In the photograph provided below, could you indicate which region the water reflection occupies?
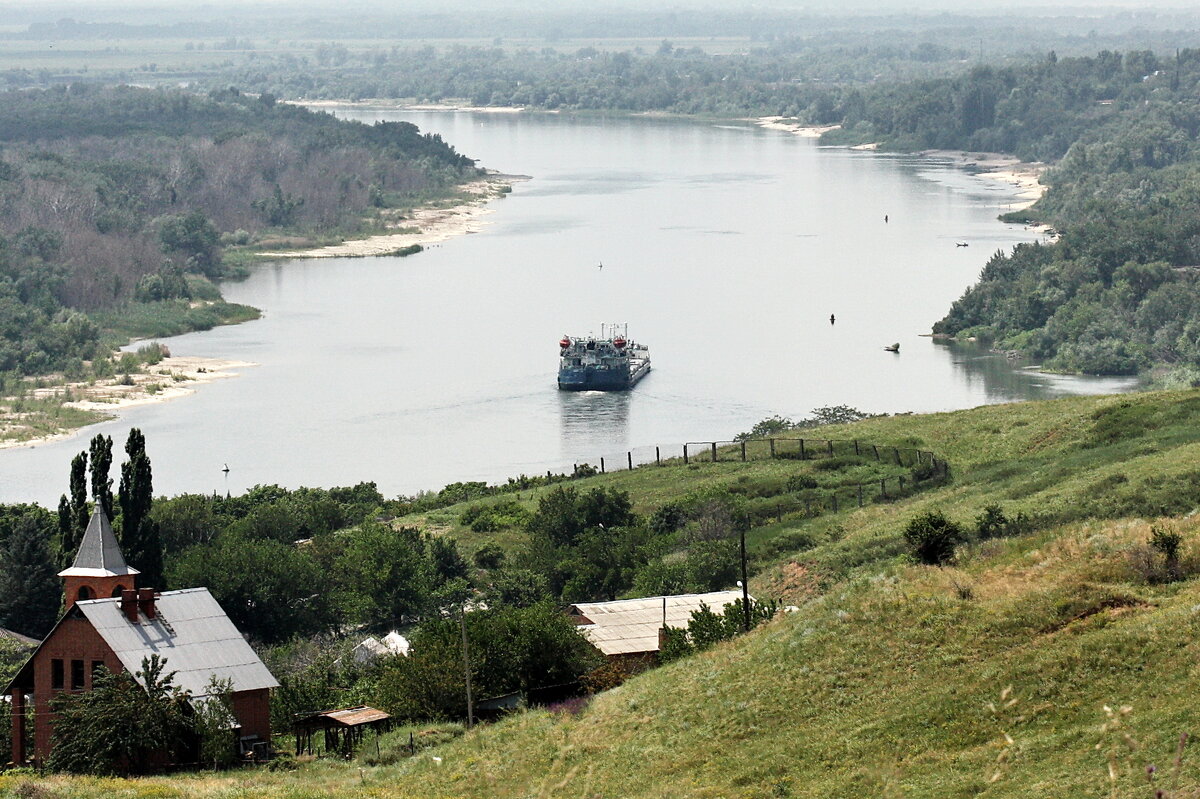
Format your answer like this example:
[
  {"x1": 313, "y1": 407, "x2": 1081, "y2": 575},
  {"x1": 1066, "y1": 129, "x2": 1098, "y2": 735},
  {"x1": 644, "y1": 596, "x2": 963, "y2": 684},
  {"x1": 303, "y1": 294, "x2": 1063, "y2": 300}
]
[
  {"x1": 936, "y1": 339, "x2": 1141, "y2": 402},
  {"x1": 558, "y1": 389, "x2": 632, "y2": 464}
]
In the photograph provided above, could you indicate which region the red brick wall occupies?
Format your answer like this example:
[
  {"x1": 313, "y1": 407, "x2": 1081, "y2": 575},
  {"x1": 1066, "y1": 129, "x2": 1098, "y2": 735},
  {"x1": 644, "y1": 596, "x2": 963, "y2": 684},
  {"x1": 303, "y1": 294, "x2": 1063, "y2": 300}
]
[
  {"x1": 61, "y1": 575, "x2": 133, "y2": 612},
  {"x1": 231, "y1": 688, "x2": 272, "y2": 744},
  {"x1": 30, "y1": 616, "x2": 122, "y2": 762}
]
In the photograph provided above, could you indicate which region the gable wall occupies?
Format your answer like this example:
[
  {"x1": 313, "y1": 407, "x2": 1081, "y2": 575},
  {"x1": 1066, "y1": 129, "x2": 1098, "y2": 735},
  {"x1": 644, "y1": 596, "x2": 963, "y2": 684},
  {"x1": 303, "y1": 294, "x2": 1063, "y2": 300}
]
[{"x1": 30, "y1": 616, "x2": 122, "y2": 762}]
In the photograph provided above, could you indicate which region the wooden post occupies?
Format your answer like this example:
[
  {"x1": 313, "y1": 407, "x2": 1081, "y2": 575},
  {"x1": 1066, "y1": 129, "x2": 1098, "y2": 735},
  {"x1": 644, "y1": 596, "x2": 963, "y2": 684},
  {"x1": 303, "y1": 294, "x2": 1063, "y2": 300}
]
[
  {"x1": 683, "y1": 444, "x2": 689, "y2": 465},
  {"x1": 827, "y1": 439, "x2": 834, "y2": 457},
  {"x1": 880, "y1": 478, "x2": 887, "y2": 499},
  {"x1": 854, "y1": 440, "x2": 860, "y2": 456},
  {"x1": 832, "y1": 494, "x2": 838, "y2": 513},
  {"x1": 858, "y1": 484, "x2": 864, "y2": 507},
  {"x1": 741, "y1": 441, "x2": 747, "y2": 461},
  {"x1": 872, "y1": 444, "x2": 879, "y2": 460},
  {"x1": 711, "y1": 442, "x2": 718, "y2": 462},
  {"x1": 899, "y1": 475, "x2": 905, "y2": 492},
  {"x1": 799, "y1": 439, "x2": 805, "y2": 460},
  {"x1": 894, "y1": 447, "x2": 901, "y2": 464},
  {"x1": 460, "y1": 609, "x2": 475, "y2": 729},
  {"x1": 656, "y1": 446, "x2": 661, "y2": 465},
  {"x1": 769, "y1": 439, "x2": 776, "y2": 458},
  {"x1": 600, "y1": 457, "x2": 605, "y2": 474},
  {"x1": 628, "y1": 451, "x2": 633, "y2": 470}
]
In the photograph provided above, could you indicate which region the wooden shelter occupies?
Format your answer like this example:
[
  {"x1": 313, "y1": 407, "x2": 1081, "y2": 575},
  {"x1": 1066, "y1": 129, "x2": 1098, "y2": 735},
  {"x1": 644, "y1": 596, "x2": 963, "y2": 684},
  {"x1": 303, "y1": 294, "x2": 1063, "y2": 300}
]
[{"x1": 294, "y1": 706, "x2": 392, "y2": 757}]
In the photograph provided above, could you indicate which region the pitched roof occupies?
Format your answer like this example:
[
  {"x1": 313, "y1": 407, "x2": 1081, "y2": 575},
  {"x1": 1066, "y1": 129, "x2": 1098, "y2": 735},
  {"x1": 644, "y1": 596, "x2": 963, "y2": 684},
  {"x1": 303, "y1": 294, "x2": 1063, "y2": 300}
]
[
  {"x1": 0, "y1": 627, "x2": 40, "y2": 647},
  {"x1": 73, "y1": 588, "x2": 278, "y2": 698},
  {"x1": 57, "y1": 510, "x2": 139, "y2": 578},
  {"x1": 567, "y1": 590, "x2": 748, "y2": 656}
]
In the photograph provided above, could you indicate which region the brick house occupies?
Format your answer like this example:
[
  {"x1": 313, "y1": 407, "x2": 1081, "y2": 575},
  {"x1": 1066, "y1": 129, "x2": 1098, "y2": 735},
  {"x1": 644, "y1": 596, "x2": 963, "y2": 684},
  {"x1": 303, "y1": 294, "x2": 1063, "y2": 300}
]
[{"x1": 5, "y1": 510, "x2": 278, "y2": 765}]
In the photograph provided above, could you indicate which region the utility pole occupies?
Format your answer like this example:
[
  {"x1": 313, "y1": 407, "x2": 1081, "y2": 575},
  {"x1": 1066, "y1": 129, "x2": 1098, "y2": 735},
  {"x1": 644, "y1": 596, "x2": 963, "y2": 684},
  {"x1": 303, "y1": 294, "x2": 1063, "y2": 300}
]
[{"x1": 460, "y1": 607, "x2": 474, "y2": 729}]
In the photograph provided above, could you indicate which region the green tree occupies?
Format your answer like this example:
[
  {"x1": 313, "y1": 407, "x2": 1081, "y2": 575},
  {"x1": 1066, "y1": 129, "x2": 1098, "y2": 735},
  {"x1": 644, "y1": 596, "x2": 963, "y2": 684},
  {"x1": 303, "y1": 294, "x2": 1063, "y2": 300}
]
[
  {"x1": 335, "y1": 523, "x2": 434, "y2": 629},
  {"x1": 46, "y1": 655, "x2": 192, "y2": 775},
  {"x1": 194, "y1": 676, "x2": 238, "y2": 769},
  {"x1": 57, "y1": 451, "x2": 89, "y2": 565},
  {"x1": 118, "y1": 428, "x2": 163, "y2": 587},
  {"x1": 88, "y1": 434, "x2": 113, "y2": 520},
  {"x1": 0, "y1": 511, "x2": 61, "y2": 638}
]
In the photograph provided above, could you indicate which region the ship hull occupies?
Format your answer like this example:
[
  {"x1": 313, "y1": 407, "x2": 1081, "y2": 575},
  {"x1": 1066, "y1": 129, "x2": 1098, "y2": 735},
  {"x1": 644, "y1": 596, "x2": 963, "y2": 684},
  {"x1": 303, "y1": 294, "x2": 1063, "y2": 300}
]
[{"x1": 558, "y1": 361, "x2": 651, "y2": 391}]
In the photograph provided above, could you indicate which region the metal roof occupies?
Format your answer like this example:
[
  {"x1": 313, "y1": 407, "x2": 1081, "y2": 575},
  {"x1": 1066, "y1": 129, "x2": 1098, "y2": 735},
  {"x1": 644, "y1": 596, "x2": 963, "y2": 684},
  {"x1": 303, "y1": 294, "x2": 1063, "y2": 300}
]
[
  {"x1": 75, "y1": 588, "x2": 278, "y2": 698},
  {"x1": 314, "y1": 706, "x2": 391, "y2": 727},
  {"x1": 58, "y1": 510, "x2": 139, "y2": 578},
  {"x1": 567, "y1": 590, "x2": 748, "y2": 656}
]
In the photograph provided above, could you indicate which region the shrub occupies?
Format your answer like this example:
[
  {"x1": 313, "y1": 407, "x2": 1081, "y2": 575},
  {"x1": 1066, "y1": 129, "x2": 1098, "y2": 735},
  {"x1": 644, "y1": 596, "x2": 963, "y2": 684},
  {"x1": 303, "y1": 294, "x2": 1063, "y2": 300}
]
[
  {"x1": 903, "y1": 510, "x2": 966, "y2": 565},
  {"x1": 473, "y1": 543, "x2": 505, "y2": 569},
  {"x1": 975, "y1": 504, "x2": 1008, "y2": 540}
]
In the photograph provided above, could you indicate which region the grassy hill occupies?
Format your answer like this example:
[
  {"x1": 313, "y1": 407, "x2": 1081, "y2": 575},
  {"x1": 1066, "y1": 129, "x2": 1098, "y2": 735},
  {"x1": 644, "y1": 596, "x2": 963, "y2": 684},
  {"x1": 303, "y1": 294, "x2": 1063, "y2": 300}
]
[{"x1": 9, "y1": 389, "x2": 1200, "y2": 797}]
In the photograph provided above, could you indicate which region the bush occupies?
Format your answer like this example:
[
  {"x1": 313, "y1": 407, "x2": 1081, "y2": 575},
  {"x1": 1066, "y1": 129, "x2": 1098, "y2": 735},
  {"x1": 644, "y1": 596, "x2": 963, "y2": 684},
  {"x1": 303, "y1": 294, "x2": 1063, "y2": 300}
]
[{"x1": 903, "y1": 510, "x2": 966, "y2": 566}]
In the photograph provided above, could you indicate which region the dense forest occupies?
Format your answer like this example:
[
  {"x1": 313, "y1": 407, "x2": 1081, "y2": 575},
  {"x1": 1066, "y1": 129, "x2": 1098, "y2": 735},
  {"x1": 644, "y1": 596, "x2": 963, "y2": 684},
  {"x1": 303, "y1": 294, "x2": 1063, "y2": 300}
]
[
  {"x1": 845, "y1": 50, "x2": 1200, "y2": 378},
  {"x1": 0, "y1": 85, "x2": 478, "y2": 383}
]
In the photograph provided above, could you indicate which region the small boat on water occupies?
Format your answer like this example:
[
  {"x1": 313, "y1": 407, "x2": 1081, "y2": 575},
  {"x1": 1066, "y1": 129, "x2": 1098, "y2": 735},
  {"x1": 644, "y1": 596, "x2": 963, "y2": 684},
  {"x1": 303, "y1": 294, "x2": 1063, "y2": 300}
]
[
  {"x1": 884, "y1": 342, "x2": 900, "y2": 352},
  {"x1": 558, "y1": 324, "x2": 651, "y2": 391}
]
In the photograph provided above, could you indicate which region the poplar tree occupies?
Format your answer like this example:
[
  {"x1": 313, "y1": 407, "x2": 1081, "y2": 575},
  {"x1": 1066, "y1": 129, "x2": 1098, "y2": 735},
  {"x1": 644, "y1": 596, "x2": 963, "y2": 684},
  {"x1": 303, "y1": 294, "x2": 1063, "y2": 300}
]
[
  {"x1": 0, "y1": 512, "x2": 61, "y2": 638},
  {"x1": 88, "y1": 434, "x2": 114, "y2": 520},
  {"x1": 57, "y1": 451, "x2": 89, "y2": 566},
  {"x1": 119, "y1": 428, "x2": 163, "y2": 588}
]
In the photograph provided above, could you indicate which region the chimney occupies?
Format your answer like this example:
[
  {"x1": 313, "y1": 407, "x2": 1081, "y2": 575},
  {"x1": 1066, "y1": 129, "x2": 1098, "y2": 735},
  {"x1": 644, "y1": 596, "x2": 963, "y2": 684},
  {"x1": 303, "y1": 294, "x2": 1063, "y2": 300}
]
[
  {"x1": 120, "y1": 589, "x2": 138, "y2": 622},
  {"x1": 137, "y1": 588, "x2": 156, "y2": 620}
]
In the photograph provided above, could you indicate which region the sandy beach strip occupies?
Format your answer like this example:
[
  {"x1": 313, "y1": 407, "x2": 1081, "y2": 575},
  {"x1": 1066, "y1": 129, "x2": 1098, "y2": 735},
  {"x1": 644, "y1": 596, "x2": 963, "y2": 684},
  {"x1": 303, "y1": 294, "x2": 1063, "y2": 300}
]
[
  {"x1": 754, "y1": 116, "x2": 841, "y2": 138},
  {"x1": 258, "y1": 173, "x2": 526, "y2": 259},
  {"x1": 293, "y1": 99, "x2": 528, "y2": 114},
  {"x1": 0, "y1": 356, "x2": 254, "y2": 451},
  {"x1": 918, "y1": 149, "x2": 1047, "y2": 209}
]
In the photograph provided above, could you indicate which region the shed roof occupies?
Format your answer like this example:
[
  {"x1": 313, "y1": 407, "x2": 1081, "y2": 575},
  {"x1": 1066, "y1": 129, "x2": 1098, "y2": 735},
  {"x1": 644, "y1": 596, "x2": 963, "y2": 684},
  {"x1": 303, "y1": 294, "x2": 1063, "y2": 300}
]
[
  {"x1": 58, "y1": 510, "x2": 138, "y2": 578},
  {"x1": 300, "y1": 706, "x2": 391, "y2": 728},
  {"x1": 75, "y1": 588, "x2": 278, "y2": 698},
  {"x1": 567, "y1": 590, "x2": 747, "y2": 656}
]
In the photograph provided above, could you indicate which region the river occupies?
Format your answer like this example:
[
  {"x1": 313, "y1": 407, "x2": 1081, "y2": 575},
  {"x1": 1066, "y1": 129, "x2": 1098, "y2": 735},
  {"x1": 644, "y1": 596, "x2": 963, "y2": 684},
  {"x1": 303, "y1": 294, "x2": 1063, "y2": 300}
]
[{"x1": 0, "y1": 111, "x2": 1136, "y2": 504}]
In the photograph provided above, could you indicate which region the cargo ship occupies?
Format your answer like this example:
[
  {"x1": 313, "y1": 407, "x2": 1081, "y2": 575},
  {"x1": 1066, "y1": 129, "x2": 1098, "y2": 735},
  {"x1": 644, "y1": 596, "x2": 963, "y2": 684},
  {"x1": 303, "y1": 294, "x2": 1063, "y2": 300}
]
[{"x1": 557, "y1": 324, "x2": 651, "y2": 391}]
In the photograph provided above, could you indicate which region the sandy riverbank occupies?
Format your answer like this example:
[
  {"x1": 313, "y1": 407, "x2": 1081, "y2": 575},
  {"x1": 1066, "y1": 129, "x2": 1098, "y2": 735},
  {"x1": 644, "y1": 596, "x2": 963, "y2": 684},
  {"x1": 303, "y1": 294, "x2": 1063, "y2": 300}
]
[
  {"x1": 0, "y1": 356, "x2": 254, "y2": 451},
  {"x1": 259, "y1": 173, "x2": 526, "y2": 259},
  {"x1": 294, "y1": 99, "x2": 528, "y2": 114},
  {"x1": 919, "y1": 149, "x2": 1047, "y2": 210},
  {"x1": 754, "y1": 116, "x2": 841, "y2": 138}
]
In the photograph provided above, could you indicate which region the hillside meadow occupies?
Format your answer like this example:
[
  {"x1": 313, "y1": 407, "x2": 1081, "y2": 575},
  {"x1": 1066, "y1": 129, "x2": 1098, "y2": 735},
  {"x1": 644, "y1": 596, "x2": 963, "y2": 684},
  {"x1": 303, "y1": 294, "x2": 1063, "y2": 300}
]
[{"x1": 6, "y1": 388, "x2": 1200, "y2": 797}]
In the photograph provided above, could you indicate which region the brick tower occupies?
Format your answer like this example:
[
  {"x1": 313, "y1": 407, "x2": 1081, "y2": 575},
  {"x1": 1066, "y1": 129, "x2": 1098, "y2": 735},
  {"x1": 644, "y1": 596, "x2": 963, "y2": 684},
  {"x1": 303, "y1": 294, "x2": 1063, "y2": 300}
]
[{"x1": 57, "y1": 510, "x2": 139, "y2": 611}]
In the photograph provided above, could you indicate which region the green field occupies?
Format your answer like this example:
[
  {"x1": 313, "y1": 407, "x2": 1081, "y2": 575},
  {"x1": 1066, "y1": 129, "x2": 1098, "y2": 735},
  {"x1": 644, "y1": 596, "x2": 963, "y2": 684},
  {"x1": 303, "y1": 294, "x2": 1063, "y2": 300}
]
[{"x1": 6, "y1": 388, "x2": 1200, "y2": 796}]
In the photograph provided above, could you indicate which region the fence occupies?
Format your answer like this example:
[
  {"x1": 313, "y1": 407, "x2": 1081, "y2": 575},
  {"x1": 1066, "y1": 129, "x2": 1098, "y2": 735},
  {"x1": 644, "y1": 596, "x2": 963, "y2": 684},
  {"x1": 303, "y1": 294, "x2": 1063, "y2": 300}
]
[{"x1": 569, "y1": 437, "x2": 950, "y2": 513}]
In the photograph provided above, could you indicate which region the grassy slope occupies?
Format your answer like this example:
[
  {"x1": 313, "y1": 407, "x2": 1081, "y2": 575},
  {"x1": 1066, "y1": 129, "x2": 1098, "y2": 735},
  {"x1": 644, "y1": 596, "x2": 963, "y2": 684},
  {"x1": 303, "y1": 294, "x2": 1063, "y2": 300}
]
[{"x1": 9, "y1": 389, "x2": 1200, "y2": 798}]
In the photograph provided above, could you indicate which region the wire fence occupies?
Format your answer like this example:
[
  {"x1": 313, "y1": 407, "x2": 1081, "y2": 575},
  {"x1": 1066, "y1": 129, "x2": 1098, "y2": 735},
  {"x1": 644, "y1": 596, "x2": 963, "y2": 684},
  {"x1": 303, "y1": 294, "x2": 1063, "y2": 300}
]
[{"x1": 569, "y1": 437, "x2": 950, "y2": 512}]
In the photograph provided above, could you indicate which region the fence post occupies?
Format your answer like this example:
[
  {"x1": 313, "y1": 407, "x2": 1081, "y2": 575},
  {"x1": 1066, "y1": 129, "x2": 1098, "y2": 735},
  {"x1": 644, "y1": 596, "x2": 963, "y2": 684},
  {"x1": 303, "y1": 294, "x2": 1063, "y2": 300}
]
[
  {"x1": 741, "y1": 440, "x2": 747, "y2": 461},
  {"x1": 628, "y1": 451, "x2": 633, "y2": 471},
  {"x1": 831, "y1": 494, "x2": 838, "y2": 513},
  {"x1": 769, "y1": 439, "x2": 776, "y2": 458},
  {"x1": 684, "y1": 444, "x2": 689, "y2": 465},
  {"x1": 899, "y1": 475, "x2": 905, "y2": 492},
  {"x1": 656, "y1": 446, "x2": 661, "y2": 466},
  {"x1": 827, "y1": 439, "x2": 834, "y2": 457},
  {"x1": 854, "y1": 439, "x2": 860, "y2": 456},
  {"x1": 711, "y1": 442, "x2": 718, "y2": 462},
  {"x1": 799, "y1": 438, "x2": 805, "y2": 460},
  {"x1": 872, "y1": 444, "x2": 879, "y2": 460},
  {"x1": 894, "y1": 447, "x2": 901, "y2": 465},
  {"x1": 880, "y1": 478, "x2": 887, "y2": 499},
  {"x1": 600, "y1": 457, "x2": 605, "y2": 474},
  {"x1": 858, "y1": 484, "x2": 864, "y2": 507}
]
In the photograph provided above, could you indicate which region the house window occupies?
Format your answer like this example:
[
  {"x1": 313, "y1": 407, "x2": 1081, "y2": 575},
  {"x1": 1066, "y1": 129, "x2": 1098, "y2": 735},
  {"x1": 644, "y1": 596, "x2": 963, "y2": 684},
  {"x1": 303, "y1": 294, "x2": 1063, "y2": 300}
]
[
  {"x1": 51, "y1": 659, "x2": 64, "y2": 690},
  {"x1": 70, "y1": 660, "x2": 85, "y2": 690}
]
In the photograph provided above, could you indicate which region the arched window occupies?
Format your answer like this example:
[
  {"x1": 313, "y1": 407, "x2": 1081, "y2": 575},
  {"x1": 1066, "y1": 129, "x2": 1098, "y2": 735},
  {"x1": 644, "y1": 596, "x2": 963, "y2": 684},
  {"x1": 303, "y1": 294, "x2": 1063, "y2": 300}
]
[
  {"x1": 111, "y1": 585, "x2": 125, "y2": 598},
  {"x1": 77, "y1": 586, "x2": 92, "y2": 601}
]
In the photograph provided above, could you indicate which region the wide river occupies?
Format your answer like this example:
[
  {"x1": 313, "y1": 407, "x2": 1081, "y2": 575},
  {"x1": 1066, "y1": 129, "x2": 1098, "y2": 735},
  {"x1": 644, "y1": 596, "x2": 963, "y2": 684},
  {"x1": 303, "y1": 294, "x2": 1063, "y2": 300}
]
[{"x1": 1, "y1": 111, "x2": 1135, "y2": 504}]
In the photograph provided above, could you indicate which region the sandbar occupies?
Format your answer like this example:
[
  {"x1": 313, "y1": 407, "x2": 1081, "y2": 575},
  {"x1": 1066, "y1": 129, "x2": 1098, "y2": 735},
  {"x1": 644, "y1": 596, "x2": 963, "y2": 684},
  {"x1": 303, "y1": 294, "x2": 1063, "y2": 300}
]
[
  {"x1": 0, "y1": 356, "x2": 254, "y2": 451},
  {"x1": 754, "y1": 116, "x2": 841, "y2": 138}
]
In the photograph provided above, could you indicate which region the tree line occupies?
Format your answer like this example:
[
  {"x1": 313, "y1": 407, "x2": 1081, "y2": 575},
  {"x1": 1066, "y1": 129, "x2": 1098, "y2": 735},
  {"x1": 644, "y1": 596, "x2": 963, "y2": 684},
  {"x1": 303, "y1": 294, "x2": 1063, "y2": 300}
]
[{"x1": 0, "y1": 84, "x2": 479, "y2": 384}]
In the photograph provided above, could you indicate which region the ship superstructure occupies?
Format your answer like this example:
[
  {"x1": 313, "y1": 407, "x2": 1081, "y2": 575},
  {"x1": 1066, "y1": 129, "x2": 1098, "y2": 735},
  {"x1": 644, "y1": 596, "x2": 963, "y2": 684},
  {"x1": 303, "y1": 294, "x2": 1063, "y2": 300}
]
[{"x1": 557, "y1": 323, "x2": 651, "y2": 391}]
